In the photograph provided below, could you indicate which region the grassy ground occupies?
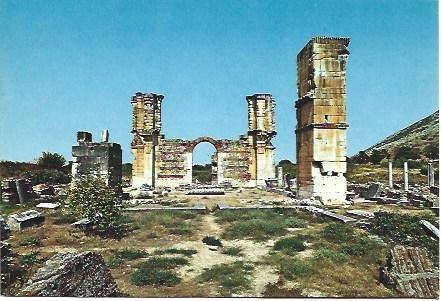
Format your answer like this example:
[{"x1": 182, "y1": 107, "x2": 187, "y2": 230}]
[
  {"x1": 1, "y1": 188, "x2": 435, "y2": 297},
  {"x1": 347, "y1": 163, "x2": 427, "y2": 185}
]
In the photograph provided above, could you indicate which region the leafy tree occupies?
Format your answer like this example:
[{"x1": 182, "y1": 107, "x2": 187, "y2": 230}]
[
  {"x1": 395, "y1": 146, "x2": 420, "y2": 161},
  {"x1": 352, "y1": 151, "x2": 370, "y2": 164},
  {"x1": 423, "y1": 144, "x2": 439, "y2": 159},
  {"x1": 277, "y1": 160, "x2": 296, "y2": 179},
  {"x1": 37, "y1": 152, "x2": 66, "y2": 170},
  {"x1": 369, "y1": 149, "x2": 388, "y2": 164},
  {"x1": 122, "y1": 163, "x2": 133, "y2": 178},
  {"x1": 21, "y1": 169, "x2": 71, "y2": 185},
  {"x1": 66, "y1": 175, "x2": 125, "y2": 237}
]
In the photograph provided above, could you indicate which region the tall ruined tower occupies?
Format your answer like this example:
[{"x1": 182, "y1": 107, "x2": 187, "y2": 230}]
[
  {"x1": 246, "y1": 94, "x2": 277, "y2": 186},
  {"x1": 295, "y1": 37, "x2": 350, "y2": 204},
  {"x1": 131, "y1": 92, "x2": 164, "y2": 188}
]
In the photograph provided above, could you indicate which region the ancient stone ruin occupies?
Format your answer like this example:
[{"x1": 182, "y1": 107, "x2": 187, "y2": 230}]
[
  {"x1": 19, "y1": 251, "x2": 119, "y2": 297},
  {"x1": 71, "y1": 130, "x2": 122, "y2": 187},
  {"x1": 131, "y1": 93, "x2": 277, "y2": 188},
  {"x1": 295, "y1": 37, "x2": 350, "y2": 204},
  {"x1": 381, "y1": 245, "x2": 439, "y2": 298}
]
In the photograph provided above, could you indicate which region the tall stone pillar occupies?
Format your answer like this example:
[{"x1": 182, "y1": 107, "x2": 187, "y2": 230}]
[
  {"x1": 246, "y1": 94, "x2": 277, "y2": 186},
  {"x1": 428, "y1": 163, "x2": 435, "y2": 187},
  {"x1": 295, "y1": 37, "x2": 350, "y2": 204},
  {"x1": 403, "y1": 161, "x2": 409, "y2": 191},
  {"x1": 131, "y1": 92, "x2": 164, "y2": 188},
  {"x1": 277, "y1": 166, "x2": 284, "y2": 187},
  {"x1": 388, "y1": 161, "x2": 393, "y2": 188}
]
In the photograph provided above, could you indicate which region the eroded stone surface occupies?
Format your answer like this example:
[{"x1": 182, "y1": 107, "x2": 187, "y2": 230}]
[
  {"x1": 381, "y1": 245, "x2": 439, "y2": 298},
  {"x1": 20, "y1": 251, "x2": 119, "y2": 297},
  {"x1": 131, "y1": 92, "x2": 276, "y2": 188},
  {"x1": 295, "y1": 37, "x2": 350, "y2": 204}
]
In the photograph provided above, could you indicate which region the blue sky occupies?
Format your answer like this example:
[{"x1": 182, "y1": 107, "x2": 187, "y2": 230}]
[{"x1": 0, "y1": 0, "x2": 438, "y2": 165}]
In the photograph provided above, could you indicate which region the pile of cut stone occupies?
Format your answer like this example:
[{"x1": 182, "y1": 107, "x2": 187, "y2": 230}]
[{"x1": 19, "y1": 251, "x2": 119, "y2": 297}]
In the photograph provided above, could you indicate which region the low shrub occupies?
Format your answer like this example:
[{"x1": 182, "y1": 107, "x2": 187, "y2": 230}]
[
  {"x1": 22, "y1": 169, "x2": 71, "y2": 185},
  {"x1": 369, "y1": 211, "x2": 439, "y2": 263},
  {"x1": 285, "y1": 217, "x2": 307, "y2": 228},
  {"x1": 280, "y1": 259, "x2": 314, "y2": 280},
  {"x1": 198, "y1": 261, "x2": 254, "y2": 295},
  {"x1": 202, "y1": 236, "x2": 222, "y2": 247},
  {"x1": 138, "y1": 256, "x2": 189, "y2": 269},
  {"x1": 322, "y1": 223, "x2": 354, "y2": 242},
  {"x1": 18, "y1": 236, "x2": 43, "y2": 247},
  {"x1": 52, "y1": 212, "x2": 77, "y2": 225},
  {"x1": 221, "y1": 246, "x2": 243, "y2": 256},
  {"x1": 113, "y1": 248, "x2": 148, "y2": 260},
  {"x1": 154, "y1": 248, "x2": 197, "y2": 257},
  {"x1": 274, "y1": 236, "x2": 306, "y2": 254},
  {"x1": 340, "y1": 236, "x2": 377, "y2": 256},
  {"x1": 131, "y1": 268, "x2": 181, "y2": 287},
  {"x1": 222, "y1": 219, "x2": 287, "y2": 241},
  {"x1": 314, "y1": 248, "x2": 347, "y2": 263}
]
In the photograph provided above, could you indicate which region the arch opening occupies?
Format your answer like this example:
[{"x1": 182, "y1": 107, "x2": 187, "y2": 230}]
[{"x1": 191, "y1": 141, "x2": 218, "y2": 185}]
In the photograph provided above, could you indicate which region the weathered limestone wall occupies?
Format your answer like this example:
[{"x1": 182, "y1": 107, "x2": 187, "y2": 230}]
[
  {"x1": 246, "y1": 94, "x2": 277, "y2": 186},
  {"x1": 295, "y1": 37, "x2": 350, "y2": 204},
  {"x1": 131, "y1": 92, "x2": 164, "y2": 187},
  {"x1": 131, "y1": 92, "x2": 277, "y2": 188},
  {"x1": 72, "y1": 131, "x2": 122, "y2": 187}
]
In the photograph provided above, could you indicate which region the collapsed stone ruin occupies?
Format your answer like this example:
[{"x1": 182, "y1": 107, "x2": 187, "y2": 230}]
[
  {"x1": 71, "y1": 130, "x2": 122, "y2": 187},
  {"x1": 131, "y1": 93, "x2": 277, "y2": 188}
]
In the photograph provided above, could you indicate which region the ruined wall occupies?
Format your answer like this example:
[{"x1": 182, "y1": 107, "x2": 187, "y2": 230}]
[
  {"x1": 131, "y1": 92, "x2": 164, "y2": 187},
  {"x1": 131, "y1": 92, "x2": 276, "y2": 188},
  {"x1": 295, "y1": 37, "x2": 350, "y2": 204},
  {"x1": 72, "y1": 131, "x2": 122, "y2": 187},
  {"x1": 246, "y1": 94, "x2": 277, "y2": 186}
]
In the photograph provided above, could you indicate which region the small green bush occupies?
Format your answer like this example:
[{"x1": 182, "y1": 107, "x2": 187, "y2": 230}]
[
  {"x1": 314, "y1": 248, "x2": 347, "y2": 263},
  {"x1": 52, "y1": 212, "x2": 77, "y2": 224},
  {"x1": 107, "y1": 256, "x2": 124, "y2": 268},
  {"x1": 113, "y1": 248, "x2": 148, "y2": 260},
  {"x1": 154, "y1": 248, "x2": 197, "y2": 257},
  {"x1": 18, "y1": 236, "x2": 43, "y2": 247},
  {"x1": 202, "y1": 236, "x2": 222, "y2": 247},
  {"x1": 322, "y1": 223, "x2": 354, "y2": 242},
  {"x1": 19, "y1": 251, "x2": 41, "y2": 266},
  {"x1": 280, "y1": 259, "x2": 314, "y2": 280},
  {"x1": 131, "y1": 268, "x2": 181, "y2": 287},
  {"x1": 65, "y1": 175, "x2": 125, "y2": 238},
  {"x1": 138, "y1": 256, "x2": 189, "y2": 269},
  {"x1": 274, "y1": 236, "x2": 306, "y2": 254},
  {"x1": 221, "y1": 246, "x2": 243, "y2": 256},
  {"x1": 22, "y1": 169, "x2": 71, "y2": 185},
  {"x1": 222, "y1": 219, "x2": 288, "y2": 241},
  {"x1": 285, "y1": 218, "x2": 307, "y2": 228},
  {"x1": 340, "y1": 236, "x2": 377, "y2": 256},
  {"x1": 198, "y1": 261, "x2": 254, "y2": 295}
]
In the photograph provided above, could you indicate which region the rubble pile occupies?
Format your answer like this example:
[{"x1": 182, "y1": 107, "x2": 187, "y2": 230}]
[
  {"x1": 381, "y1": 245, "x2": 439, "y2": 298},
  {"x1": 348, "y1": 182, "x2": 439, "y2": 208},
  {"x1": 1, "y1": 179, "x2": 34, "y2": 203},
  {"x1": 19, "y1": 251, "x2": 119, "y2": 297}
]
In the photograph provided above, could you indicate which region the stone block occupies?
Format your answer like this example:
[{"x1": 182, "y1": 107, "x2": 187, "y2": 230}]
[{"x1": 7, "y1": 210, "x2": 44, "y2": 231}]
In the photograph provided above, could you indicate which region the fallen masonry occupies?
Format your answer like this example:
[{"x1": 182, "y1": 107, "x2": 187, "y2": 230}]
[
  {"x1": 186, "y1": 187, "x2": 225, "y2": 195},
  {"x1": 419, "y1": 220, "x2": 439, "y2": 239},
  {"x1": 7, "y1": 210, "x2": 44, "y2": 231},
  {"x1": 19, "y1": 251, "x2": 119, "y2": 297},
  {"x1": 36, "y1": 203, "x2": 60, "y2": 209},
  {"x1": 381, "y1": 245, "x2": 439, "y2": 298}
]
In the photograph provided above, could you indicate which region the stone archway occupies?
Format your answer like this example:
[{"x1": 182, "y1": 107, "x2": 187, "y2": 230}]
[{"x1": 188, "y1": 137, "x2": 224, "y2": 185}]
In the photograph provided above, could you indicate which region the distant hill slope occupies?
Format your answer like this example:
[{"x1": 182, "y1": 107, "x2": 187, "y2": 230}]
[{"x1": 361, "y1": 110, "x2": 439, "y2": 157}]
